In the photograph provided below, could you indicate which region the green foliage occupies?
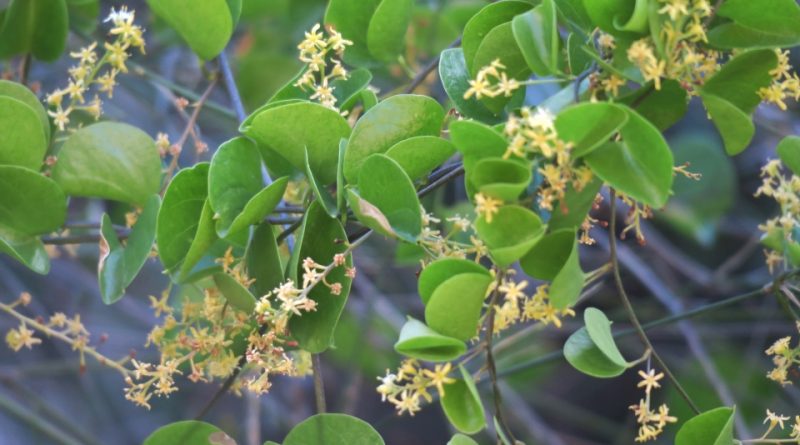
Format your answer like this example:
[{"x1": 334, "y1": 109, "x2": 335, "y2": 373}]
[
  {"x1": 777, "y1": 136, "x2": 800, "y2": 176},
  {"x1": 143, "y1": 420, "x2": 230, "y2": 445},
  {"x1": 439, "y1": 48, "x2": 499, "y2": 121},
  {"x1": 213, "y1": 272, "x2": 257, "y2": 313},
  {"x1": 475, "y1": 205, "x2": 545, "y2": 267},
  {"x1": 441, "y1": 366, "x2": 486, "y2": 434},
  {"x1": 0, "y1": 0, "x2": 69, "y2": 61},
  {"x1": 709, "y1": 0, "x2": 800, "y2": 49},
  {"x1": 394, "y1": 318, "x2": 467, "y2": 362},
  {"x1": 512, "y1": 0, "x2": 560, "y2": 76},
  {"x1": 146, "y1": 0, "x2": 234, "y2": 60},
  {"x1": 674, "y1": 407, "x2": 736, "y2": 445},
  {"x1": 325, "y1": 0, "x2": 413, "y2": 66},
  {"x1": 564, "y1": 308, "x2": 629, "y2": 378},
  {"x1": 0, "y1": 97, "x2": 47, "y2": 171}
]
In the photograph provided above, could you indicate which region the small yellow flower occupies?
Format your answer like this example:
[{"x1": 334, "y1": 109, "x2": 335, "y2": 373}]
[
  {"x1": 637, "y1": 369, "x2": 664, "y2": 394},
  {"x1": 474, "y1": 193, "x2": 503, "y2": 223}
]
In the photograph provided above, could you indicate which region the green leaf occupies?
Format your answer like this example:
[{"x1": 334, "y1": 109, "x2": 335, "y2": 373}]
[
  {"x1": 555, "y1": 0, "x2": 594, "y2": 30},
  {"x1": 471, "y1": 21, "x2": 530, "y2": 114},
  {"x1": 512, "y1": 0, "x2": 560, "y2": 76},
  {"x1": 439, "y1": 48, "x2": 499, "y2": 122},
  {"x1": 344, "y1": 94, "x2": 444, "y2": 183},
  {"x1": 521, "y1": 229, "x2": 584, "y2": 308},
  {"x1": 208, "y1": 137, "x2": 263, "y2": 235},
  {"x1": 52, "y1": 122, "x2": 161, "y2": 205},
  {"x1": 0, "y1": 226, "x2": 49, "y2": 274},
  {"x1": 548, "y1": 176, "x2": 602, "y2": 232},
  {"x1": 441, "y1": 366, "x2": 486, "y2": 434},
  {"x1": 178, "y1": 200, "x2": 218, "y2": 281},
  {"x1": 418, "y1": 258, "x2": 491, "y2": 305},
  {"x1": 675, "y1": 407, "x2": 736, "y2": 445},
  {"x1": 146, "y1": 0, "x2": 233, "y2": 60},
  {"x1": 394, "y1": 318, "x2": 467, "y2": 362},
  {"x1": 246, "y1": 223, "x2": 284, "y2": 298},
  {"x1": 449, "y1": 120, "x2": 507, "y2": 169},
  {"x1": 555, "y1": 102, "x2": 628, "y2": 158},
  {"x1": 613, "y1": 0, "x2": 648, "y2": 33},
  {"x1": 583, "y1": 0, "x2": 638, "y2": 36},
  {"x1": 700, "y1": 93, "x2": 756, "y2": 156},
  {"x1": 0, "y1": 0, "x2": 69, "y2": 61},
  {"x1": 351, "y1": 154, "x2": 422, "y2": 242},
  {"x1": 461, "y1": 1, "x2": 532, "y2": 74},
  {"x1": 242, "y1": 101, "x2": 351, "y2": 185},
  {"x1": 214, "y1": 272, "x2": 257, "y2": 313},
  {"x1": 777, "y1": 136, "x2": 800, "y2": 176},
  {"x1": 67, "y1": 0, "x2": 101, "y2": 35},
  {"x1": 157, "y1": 163, "x2": 210, "y2": 272},
  {"x1": 270, "y1": 68, "x2": 373, "y2": 112},
  {"x1": 447, "y1": 434, "x2": 479, "y2": 445},
  {"x1": 584, "y1": 307, "x2": 627, "y2": 367},
  {"x1": 584, "y1": 106, "x2": 674, "y2": 207},
  {"x1": 709, "y1": 0, "x2": 800, "y2": 49},
  {"x1": 564, "y1": 326, "x2": 627, "y2": 378},
  {"x1": 0, "y1": 97, "x2": 47, "y2": 170},
  {"x1": 99, "y1": 195, "x2": 159, "y2": 305},
  {"x1": 0, "y1": 79, "x2": 50, "y2": 142},
  {"x1": 305, "y1": 147, "x2": 338, "y2": 218},
  {"x1": 475, "y1": 205, "x2": 545, "y2": 267},
  {"x1": 283, "y1": 413, "x2": 384, "y2": 445},
  {"x1": 324, "y1": 0, "x2": 383, "y2": 66},
  {"x1": 289, "y1": 202, "x2": 353, "y2": 353},
  {"x1": 337, "y1": 139, "x2": 347, "y2": 216},
  {"x1": 384, "y1": 136, "x2": 456, "y2": 182},
  {"x1": 143, "y1": 420, "x2": 232, "y2": 445},
  {"x1": 228, "y1": 178, "x2": 289, "y2": 238},
  {"x1": 618, "y1": 79, "x2": 688, "y2": 131},
  {"x1": 471, "y1": 158, "x2": 532, "y2": 201},
  {"x1": 366, "y1": 0, "x2": 413, "y2": 62},
  {"x1": 567, "y1": 34, "x2": 593, "y2": 75},
  {"x1": 425, "y1": 273, "x2": 493, "y2": 341},
  {"x1": 702, "y1": 49, "x2": 777, "y2": 114},
  {"x1": 0, "y1": 165, "x2": 66, "y2": 236}
]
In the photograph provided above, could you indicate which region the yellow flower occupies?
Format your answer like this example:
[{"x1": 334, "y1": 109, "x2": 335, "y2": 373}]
[
  {"x1": 5, "y1": 324, "x2": 41, "y2": 351},
  {"x1": 422, "y1": 363, "x2": 456, "y2": 396},
  {"x1": 637, "y1": 369, "x2": 664, "y2": 394},
  {"x1": 765, "y1": 409, "x2": 790, "y2": 430},
  {"x1": 474, "y1": 193, "x2": 503, "y2": 223}
]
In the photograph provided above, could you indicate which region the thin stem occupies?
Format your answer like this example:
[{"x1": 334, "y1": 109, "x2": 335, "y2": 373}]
[
  {"x1": 403, "y1": 37, "x2": 461, "y2": 94},
  {"x1": 312, "y1": 354, "x2": 327, "y2": 414},
  {"x1": 18, "y1": 54, "x2": 31, "y2": 86},
  {"x1": 484, "y1": 270, "x2": 517, "y2": 444},
  {"x1": 608, "y1": 189, "x2": 700, "y2": 415},
  {"x1": 218, "y1": 51, "x2": 247, "y2": 123}
]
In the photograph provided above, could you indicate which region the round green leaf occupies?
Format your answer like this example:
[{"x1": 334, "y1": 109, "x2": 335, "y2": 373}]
[
  {"x1": 471, "y1": 21, "x2": 530, "y2": 114},
  {"x1": 157, "y1": 163, "x2": 210, "y2": 272},
  {"x1": 0, "y1": 0, "x2": 69, "y2": 61},
  {"x1": 448, "y1": 434, "x2": 479, "y2": 445},
  {"x1": 0, "y1": 165, "x2": 66, "y2": 236},
  {"x1": 709, "y1": 0, "x2": 800, "y2": 49},
  {"x1": 702, "y1": 49, "x2": 778, "y2": 115},
  {"x1": 0, "y1": 227, "x2": 49, "y2": 275},
  {"x1": 144, "y1": 420, "x2": 231, "y2": 445},
  {"x1": 700, "y1": 93, "x2": 756, "y2": 156},
  {"x1": 618, "y1": 79, "x2": 687, "y2": 131},
  {"x1": 520, "y1": 229, "x2": 577, "y2": 281},
  {"x1": 441, "y1": 366, "x2": 486, "y2": 434},
  {"x1": 418, "y1": 258, "x2": 490, "y2": 305},
  {"x1": 438, "y1": 48, "x2": 499, "y2": 122},
  {"x1": 0, "y1": 97, "x2": 47, "y2": 170},
  {"x1": 353, "y1": 154, "x2": 422, "y2": 242},
  {"x1": 512, "y1": 0, "x2": 560, "y2": 77},
  {"x1": 288, "y1": 202, "x2": 353, "y2": 353},
  {"x1": 324, "y1": 0, "x2": 383, "y2": 66},
  {"x1": 146, "y1": 0, "x2": 233, "y2": 60},
  {"x1": 675, "y1": 407, "x2": 736, "y2": 445},
  {"x1": 584, "y1": 106, "x2": 674, "y2": 208},
  {"x1": 563, "y1": 327, "x2": 626, "y2": 378},
  {"x1": 461, "y1": 0, "x2": 532, "y2": 73},
  {"x1": 548, "y1": 176, "x2": 603, "y2": 232},
  {"x1": 99, "y1": 195, "x2": 160, "y2": 305},
  {"x1": 0, "y1": 79, "x2": 49, "y2": 141},
  {"x1": 555, "y1": 102, "x2": 628, "y2": 158},
  {"x1": 425, "y1": 273, "x2": 493, "y2": 341},
  {"x1": 178, "y1": 199, "x2": 218, "y2": 282},
  {"x1": 208, "y1": 137, "x2": 263, "y2": 235},
  {"x1": 449, "y1": 120, "x2": 507, "y2": 169},
  {"x1": 270, "y1": 68, "x2": 373, "y2": 112},
  {"x1": 584, "y1": 307, "x2": 627, "y2": 367},
  {"x1": 242, "y1": 101, "x2": 351, "y2": 185},
  {"x1": 366, "y1": 0, "x2": 413, "y2": 62},
  {"x1": 344, "y1": 94, "x2": 444, "y2": 183},
  {"x1": 213, "y1": 272, "x2": 257, "y2": 313},
  {"x1": 777, "y1": 136, "x2": 800, "y2": 176},
  {"x1": 284, "y1": 413, "x2": 384, "y2": 445},
  {"x1": 385, "y1": 136, "x2": 456, "y2": 182},
  {"x1": 246, "y1": 223, "x2": 283, "y2": 299},
  {"x1": 52, "y1": 122, "x2": 161, "y2": 205},
  {"x1": 394, "y1": 317, "x2": 467, "y2": 362},
  {"x1": 475, "y1": 205, "x2": 545, "y2": 267},
  {"x1": 471, "y1": 158, "x2": 532, "y2": 201}
]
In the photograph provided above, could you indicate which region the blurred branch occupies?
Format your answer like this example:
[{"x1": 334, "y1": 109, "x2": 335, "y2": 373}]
[
  {"x1": 0, "y1": 391, "x2": 84, "y2": 445},
  {"x1": 403, "y1": 37, "x2": 461, "y2": 94},
  {"x1": 218, "y1": 51, "x2": 248, "y2": 124},
  {"x1": 312, "y1": 354, "x2": 327, "y2": 414}
]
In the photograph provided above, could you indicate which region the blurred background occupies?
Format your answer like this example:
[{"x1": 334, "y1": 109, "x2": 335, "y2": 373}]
[{"x1": 1, "y1": 0, "x2": 800, "y2": 444}]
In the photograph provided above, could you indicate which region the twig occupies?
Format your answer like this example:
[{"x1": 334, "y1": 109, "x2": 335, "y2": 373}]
[
  {"x1": 0, "y1": 391, "x2": 83, "y2": 445},
  {"x1": 18, "y1": 54, "x2": 31, "y2": 86},
  {"x1": 484, "y1": 271, "x2": 517, "y2": 444},
  {"x1": 403, "y1": 37, "x2": 461, "y2": 94},
  {"x1": 312, "y1": 354, "x2": 327, "y2": 414},
  {"x1": 608, "y1": 189, "x2": 701, "y2": 414},
  {"x1": 218, "y1": 51, "x2": 248, "y2": 124}
]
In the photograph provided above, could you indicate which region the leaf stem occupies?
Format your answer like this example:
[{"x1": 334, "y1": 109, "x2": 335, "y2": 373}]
[{"x1": 312, "y1": 354, "x2": 327, "y2": 414}]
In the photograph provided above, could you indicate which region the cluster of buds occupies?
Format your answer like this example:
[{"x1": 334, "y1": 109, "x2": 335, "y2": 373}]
[
  {"x1": 629, "y1": 368, "x2": 678, "y2": 442},
  {"x1": 493, "y1": 277, "x2": 576, "y2": 333},
  {"x1": 294, "y1": 23, "x2": 353, "y2": 110},
  {"x1": 376, "y1": 360, "x2": 455, "y2": 416},
  {"x1": 759, "y1": 49, "x2": 800, "y2": 111},
  {"x1": 618, "y1": 193, "x2": 654, "y2": 245},
  {"x1": 755, "y1": 160, "x2": 800, "y2": 273},
  {"x1": 46, "y1": 6, "x2": 145, "y2": 131},
  {"x1": 463, "y1": 59, "x2": 521, "y2": 100},
  {"x1": 417, "y1": 211, "x2": 488, "y2": 262},
  {"x1": 764, "y1": 325, "x2": 800, "y2": 386}
]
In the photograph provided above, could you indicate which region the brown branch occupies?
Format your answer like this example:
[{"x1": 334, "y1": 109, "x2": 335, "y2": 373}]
[
  {"x1": 312, "y1": 354, "x2": 327, "y2": 414},
  {"x1": 484, "y1": 270, "x2": 517, "y2": 444}
]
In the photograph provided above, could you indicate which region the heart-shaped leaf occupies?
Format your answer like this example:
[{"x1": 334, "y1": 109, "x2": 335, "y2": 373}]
[
  {"x1": 0, "y1": 165, "x2": 66, "y2": 236},
  {"x1": 475, "y1": 205, "x2": 545, "y2": 267},
  {"x1": 425, "y1": 272, "x2": 493, "y2": 341},
  {"x1": 700, "y1": 93, "x2": 756, "y2": 156},
  {"x1": 344, "y1": 94, "x2": 444, "y2": 183},
  {"x1": 564, "y1": 327, "x2": 626, "y2": 378},
  {"x1": 99, "y1": 195, "x2": 160, "y2": 305},
  {"x1": 470, "y1": 158, "x2": 532, "y2": 201},
  {"x1": 52, "y1": 122, "x2": 161, "y2": 205},
  {"x1": 584, "y1": 307, "x2": 628, "y2": 367},
  {"x1": 0, "y1": 79, "x2": 49, "y2": 142},
  {"x1": 146, "y1": 0, "x2": 234, "y2": 60},
  {"x1": 283, "y1": 414, "x2": 384, "y2": 445},
  {"x1": 394, "y1": 318, "x2": 467, "y2": 362},
  {"x1": 441, "y1": 366, "x2": 486, "y2": 434},
  {"x1": 675, "y1": 407, "x2": 736, "y2": 445}
]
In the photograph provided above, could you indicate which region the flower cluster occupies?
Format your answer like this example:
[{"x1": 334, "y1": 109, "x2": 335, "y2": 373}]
[
  {"x1": 493, "y1": 277, "x2": 576, "y2": 333},
  {"x1": 376, "y1": 360, "x2": 456, "y2": 416},
  {"x1": 760, "y1": 410, "x2": 800, "y2": 443},
  {"x1": 417, "y1": 211, "x2": 488, "y2": 262},
  {"x1": 764, "y1": 325, "x2": 800, "y2": 386},
  {"x1": 294, "y1": 23, "x2": 353, "y2": 110},
  {"x1": 46, "y1": 6, "x2": 145, "y2": 131},
  {"x1": 623, "y1": 0, "x2": 719, "y2": 95},
  {"x1": 463, "y1": 59, "x2": 521, "y2": 100},
  {"x1": 755, "y1": 159, "x2": 800, "y2": 273},
  {"x1": 629, "y1": 368, "x2": 678, "y2": 442},
  {"x1": 760, "y1": 49, "x2": 800, "y2": 111}
]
